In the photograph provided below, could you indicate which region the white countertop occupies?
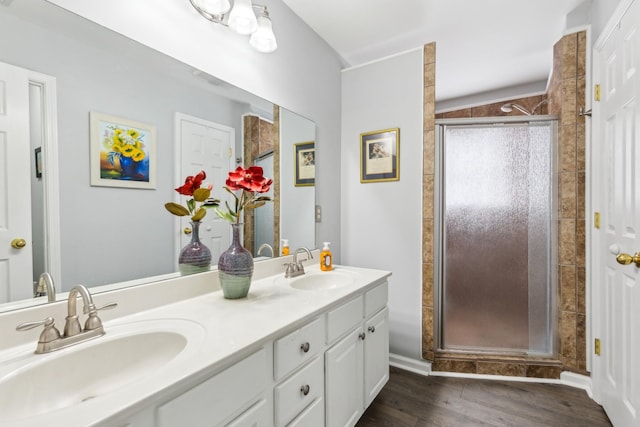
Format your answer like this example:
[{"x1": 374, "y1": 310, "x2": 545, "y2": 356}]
[{"x1": 0, "y1": 263, "x2": 390, "y2": 426}]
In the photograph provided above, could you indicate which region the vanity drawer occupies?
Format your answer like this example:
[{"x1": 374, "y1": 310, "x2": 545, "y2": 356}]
[
  {"x1": 157, "y1": 348, "x2": 267, "y2": 427},
  {"x1": 327, "y1": 295, "x2": 363, "y2": 344},
  {"x1": 274, "y1": 356, "x2": 324, "y2": 427},
  {"x1": 274, "y1": 317, "x2": 324, "y2": 380},
  {"x1": 225, "y1": 399, "x2": 268, "y2": 427},
  {"x1": 287, "y1": 397, "x2": 324, "y2": 427},
  {"x1": 365, "y1": 282, "x2": 388, "y2": 318}
]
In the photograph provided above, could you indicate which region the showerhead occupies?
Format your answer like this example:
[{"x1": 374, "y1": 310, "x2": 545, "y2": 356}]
[
  {"x1": 500, "y1": 99, "x2": 550, "y2": 116},
  {"x1": 500, "y1": 103, "x2": 531, "y2": 115}
]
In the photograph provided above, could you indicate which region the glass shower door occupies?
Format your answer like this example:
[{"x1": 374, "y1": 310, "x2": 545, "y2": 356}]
[{"x1": 440, "y1": 121, "x2": 555, "y2": 355}]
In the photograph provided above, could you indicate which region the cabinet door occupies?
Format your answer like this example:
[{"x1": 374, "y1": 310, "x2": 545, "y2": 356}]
[
  {"x1": 325, "y1": 328, "x2": 364, "y2": 427},
  {"x1": 364, "y1": 308, "x2": 389, "y2": 406}
]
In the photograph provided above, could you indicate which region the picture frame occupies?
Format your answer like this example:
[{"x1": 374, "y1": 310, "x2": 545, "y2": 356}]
[
  {"x1": 294, "y1": 141, "x2": 315, "y2": 187},
  {"x1": 360, "y1": 128, "x2": 399, "y2": 183},
  {"x1": 90, "y1": 111, "x2": 157, "y2": 189},
  {"x1": 34, "y1": 147, "x2": 42, "y2": 178}
]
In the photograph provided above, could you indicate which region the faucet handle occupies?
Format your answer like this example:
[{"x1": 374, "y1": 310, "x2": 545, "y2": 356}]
[
  {"x1": 96, "y1": 302, "x2": 118, "y2": 312},
  {"x1": 283, "y1": 263, "x2": 294, "y2": 276},
  {"x1": 16, "y1": 317, "x2": 61, "y2": 343},
  {"x1": 84, "y1": 302, "x2": 118, "y2": 330}
]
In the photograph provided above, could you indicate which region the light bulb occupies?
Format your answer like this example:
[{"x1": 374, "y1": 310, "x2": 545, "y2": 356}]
[
  {"x1": 249, "y1": 14, "x2": 277, "y2": 52},
  {"x1": 228, "y1": 0, "x2": 258, "y2": 35}
]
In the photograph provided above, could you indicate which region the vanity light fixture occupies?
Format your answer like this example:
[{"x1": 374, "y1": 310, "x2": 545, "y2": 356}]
[{"x1": 188, "y1": 0, "x2": 278, "y2": 53}]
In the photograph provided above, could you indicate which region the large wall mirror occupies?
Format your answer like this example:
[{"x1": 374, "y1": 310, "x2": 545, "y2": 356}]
[{"x1": 0, "y1": 0, "x2": 316, "y2": 311}]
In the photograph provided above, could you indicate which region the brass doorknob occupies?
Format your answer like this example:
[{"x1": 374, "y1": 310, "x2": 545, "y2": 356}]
[
  {"x1": 615, "y1": 252, "x2": 640, "y2": 267},
  {"x1": 11, "y1": 238, "x2": 27, "y2": 249},
  {"x1": 183, "y1": 227, "x2": 192, "y2": 235}
]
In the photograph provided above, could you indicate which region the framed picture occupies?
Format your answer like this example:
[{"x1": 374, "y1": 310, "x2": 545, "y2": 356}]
[
  {"x1": 90, "y1": 111, "x2": 157, "y2": 189},
  {"x1": 294, "y1": 141, "x2": 315, "y2": 187},
  {"x1": 360, "y1": 128, "x2": 399, "y2": 183},
  {"x1": 34, "y1": 147, "x2": 42, "y2": 178}
]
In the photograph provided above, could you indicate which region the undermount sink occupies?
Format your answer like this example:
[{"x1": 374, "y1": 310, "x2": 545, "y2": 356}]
[
  {"x1": 0, "y1": 319, "x2": 204, "y2": 422},
  {"x1": 281, "y1": 268, "x2": 358, "y2": 290}
]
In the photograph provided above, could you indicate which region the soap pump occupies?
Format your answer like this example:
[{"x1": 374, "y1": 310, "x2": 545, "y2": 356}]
[
  {"x1": 281, "y1": 239, "x2": 290, "y2": 256},
  {"x1": 320, "y1": 242, "x2": 333, "y2": 271}
]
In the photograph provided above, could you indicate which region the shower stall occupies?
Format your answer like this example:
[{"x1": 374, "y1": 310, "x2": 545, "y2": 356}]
[{"x1": 435, "y1": 116, "x2": 557, "y2": 356}]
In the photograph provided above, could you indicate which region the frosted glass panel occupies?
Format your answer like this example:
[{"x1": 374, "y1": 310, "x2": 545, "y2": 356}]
[{"x1": 442, "y1": 123, "x2": 553, "y2": 354}]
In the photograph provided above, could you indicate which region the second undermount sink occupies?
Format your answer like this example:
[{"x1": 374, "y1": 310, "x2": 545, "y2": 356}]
[
  {"x1": 0, "y1": 319, "x2": 204, "y2": 422},
  {"x1": 281, "y1": 268, "x2": 358, "y2": 291}
]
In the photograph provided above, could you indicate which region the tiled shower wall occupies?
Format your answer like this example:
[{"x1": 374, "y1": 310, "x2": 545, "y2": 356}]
[
  {"x1": 422, "y1": 31, "x2": 587, "y2": 377},
  {"x1": 550, "y1": 31, "x2": 588, "y2": 373}
]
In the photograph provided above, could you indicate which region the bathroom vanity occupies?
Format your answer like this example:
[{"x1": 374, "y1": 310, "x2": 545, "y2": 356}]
[{"x1": 0, "y1": 257, "x2": 390, "y2": 427}]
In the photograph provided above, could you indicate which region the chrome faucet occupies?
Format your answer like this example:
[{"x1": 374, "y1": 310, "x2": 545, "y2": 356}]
[
  {"x1": 64, "y1": 285, "x2": 102, "y2": 336},
  {"x1": 16, "y1": 285, "x2": 117, "y2": 354},
  {"x1": 257, "y1": 243, "x2": 274, "y2": 258},
  {"x1": 34, "y1": 272, "x2": 56, "y2": 302},
  {"x1": 284, "y1": 247, "x2": 313, "y2": 278}
]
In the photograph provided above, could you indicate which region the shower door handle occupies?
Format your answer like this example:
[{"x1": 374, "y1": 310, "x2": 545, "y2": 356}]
[{"x1": 615, "y1": 252, "x2": 640, "y2": 267}]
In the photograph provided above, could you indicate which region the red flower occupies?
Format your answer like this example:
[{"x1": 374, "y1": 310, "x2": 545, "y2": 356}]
[
  {"x1": 176, "y1": 170, "x2": 207, "y2": 196},
  {"x1": 226, "y1": 166, "x2": 273, "y2": 193}
]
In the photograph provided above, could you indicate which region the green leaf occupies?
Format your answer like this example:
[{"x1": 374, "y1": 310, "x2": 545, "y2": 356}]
[
  {"x1": 191, "y1": 207, "x2": 207, "y2": 221},
  {"x1": 193, "y1": 188, "x2": 211, "y2": 202},
  {"x1": 164, "y1": 202, "x2": 189, "y2": 216},
  {"x1": 253, "y1": 196, "x2": 272, "y2": 203},
  {"x1": 186, "y1": 198, "x2": 195, "y2": 213},
  {"x1": 214, "y1": 206, "x2": 235, "y2": 223}
]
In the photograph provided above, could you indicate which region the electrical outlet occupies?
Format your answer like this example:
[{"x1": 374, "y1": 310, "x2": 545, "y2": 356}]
[{"x1": 315, "y1": 205, "x2": 322, "y2": 223}]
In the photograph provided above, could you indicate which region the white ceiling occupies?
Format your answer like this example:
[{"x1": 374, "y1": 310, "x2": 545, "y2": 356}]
[{"x1": 281, "y1": 0, "x2": 586, "y2": 103}]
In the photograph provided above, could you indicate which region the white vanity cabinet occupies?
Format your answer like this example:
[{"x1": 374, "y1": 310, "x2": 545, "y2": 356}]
[
  {"x1": 325, "y1": 283, "x2": 389, "y2": 427},
  {"x1": 86, "y1": 272, "x2": 390, "y2": 427}
]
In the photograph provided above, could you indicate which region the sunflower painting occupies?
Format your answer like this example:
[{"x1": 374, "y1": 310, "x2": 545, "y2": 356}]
[{"x1": 90, "y1": 112, "x2": 157, "y2": 189}]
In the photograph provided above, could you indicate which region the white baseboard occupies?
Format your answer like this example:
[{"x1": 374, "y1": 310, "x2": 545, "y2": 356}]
[
  {"x1": 389, "y1": 353, "x2": 432, "y2": 376},
  {"x1": 388, "y1": 355, "x2": 594, "y2": 399},
  {"x1": 560, "y1": 371, "x2": 593, "y2": 398}
]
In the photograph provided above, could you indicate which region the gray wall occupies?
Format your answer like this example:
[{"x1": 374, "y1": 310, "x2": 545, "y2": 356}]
[
  {"x1": 341, "y1": 49, "x2": 424, "y2": 359},
  {"x1": 591, "y1": 0, "x2": 623, "y2": 42}
]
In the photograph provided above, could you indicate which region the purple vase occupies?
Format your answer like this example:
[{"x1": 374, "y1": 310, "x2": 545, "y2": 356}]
[
  {"x1": 218, "y1": 223, "x2": 254, "y2": 299},
  {"x1": 179, "y1": 221, "x2": 212, "y2": 275}
]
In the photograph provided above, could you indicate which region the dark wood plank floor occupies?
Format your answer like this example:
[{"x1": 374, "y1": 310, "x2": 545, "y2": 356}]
[{"x1": 357, "y1": 366, "x2": 612, "y2": 427}]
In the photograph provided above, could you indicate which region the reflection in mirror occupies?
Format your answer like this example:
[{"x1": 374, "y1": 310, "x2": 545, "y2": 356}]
[
  {"x1": 0, "y1": 0, "x2": 316, "y2": 311},
  {"x1": 278, "y1": 108, "x2": 316, "y2": 252}
]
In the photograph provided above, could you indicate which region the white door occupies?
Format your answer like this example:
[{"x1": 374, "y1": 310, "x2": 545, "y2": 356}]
[
  {"x1": 176, "y1": 113, "x2": 234, "y2": 264},
  {"x1": 0, "y1": 62, "x2": 34, "y2": 302},
  {"x1": 593, "y1": 1, "x2": 640, "y2": 425},
  {"x1": 364, "y1": 308, "x2": 389, "y2": 407}
]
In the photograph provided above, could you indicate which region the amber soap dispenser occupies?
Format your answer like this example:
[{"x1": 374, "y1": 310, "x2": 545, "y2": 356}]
[{"x1": 320, "y1": 242, "x2": 333, "y2": 271}]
